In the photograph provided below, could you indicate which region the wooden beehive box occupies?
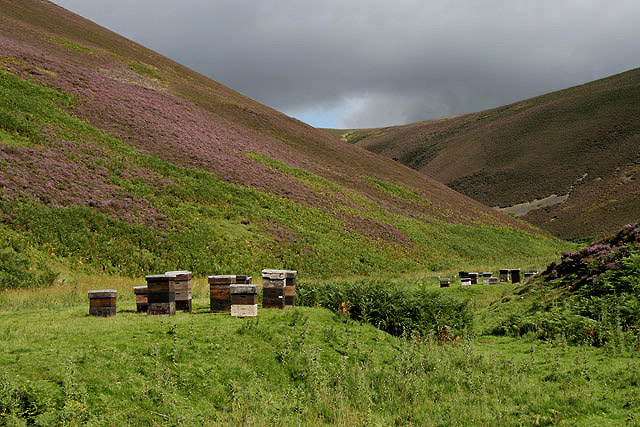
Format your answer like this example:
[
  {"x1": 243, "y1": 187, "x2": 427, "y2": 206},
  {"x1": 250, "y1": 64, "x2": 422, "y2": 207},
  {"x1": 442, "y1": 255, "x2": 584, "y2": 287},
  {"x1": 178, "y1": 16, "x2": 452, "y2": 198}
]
[
  {"x1": 524, "y1": 272, "x2": 535, "y2": 281},
  {"x1": 230, "y1": 284, "x2": 258, "y2": 317},
  {"x1": 133, "y1": 286, "x2": 148, "y2": 312},
  {"x1": 208, "y1": 275, "x2": 235, "y2": 313},
  {"x1": 461, "y1": 279, "x2": 472, "y2": 287},
  {"x1": 439, "y1": 278, "x2": 451, "y2": 288},
  {"x1": 88, "y1": 290, "x2": 117, "y2": 317},
  {"x1": 468, "y1": 272, "x2": 479, "y2": 285},
  {"x1": 284, "y1": 270, "x2": 297, "y2": 308},
  {"x1": 166, "y1": 271, "x2": 192, "y2": 312},
  {"x1": 488, "y1": 277, "x2": 499, "y2": 285},
  {"x1": 510, "y1": 269, "x2": 521, "y2": 283},
  {"x1": 145, "y1": 274, "x2": 176, "y2": 316},
  {"x1": 262, "y1": 269, "x2": 286, "y2": 309},
  {"x1": 234, "y1": 275, "x2": 252, "y2": 284},
  {"x1": 499, "y1": 269, "x2": 510, "y2": 283},
  {"x1": 482, "y1": 272, "x2": 492, "y2": 285}
]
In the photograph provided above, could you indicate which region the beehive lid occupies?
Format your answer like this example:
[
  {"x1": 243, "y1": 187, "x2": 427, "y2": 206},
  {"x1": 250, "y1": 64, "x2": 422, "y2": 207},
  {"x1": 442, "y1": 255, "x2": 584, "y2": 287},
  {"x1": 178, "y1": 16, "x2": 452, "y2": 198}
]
[
  {"x1": 230, "y1": 284, "x2": 258, "y2": 294},
  {"x1": 262, "y1": 269, "x2": 287, "y2": 279},
  {"x1": 88, "y1": 290, "x2": 117, "y2": 298},
  {"x1": 166, "y1": 270, "x2": 192, "y2": 280}
]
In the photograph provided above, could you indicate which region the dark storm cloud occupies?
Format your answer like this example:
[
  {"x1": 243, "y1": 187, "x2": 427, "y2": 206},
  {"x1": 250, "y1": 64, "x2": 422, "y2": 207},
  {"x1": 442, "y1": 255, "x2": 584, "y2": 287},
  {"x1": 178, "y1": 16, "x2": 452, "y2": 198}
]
[{"x1": 53, "y1": 0, "x2": 640, "y2": 128}]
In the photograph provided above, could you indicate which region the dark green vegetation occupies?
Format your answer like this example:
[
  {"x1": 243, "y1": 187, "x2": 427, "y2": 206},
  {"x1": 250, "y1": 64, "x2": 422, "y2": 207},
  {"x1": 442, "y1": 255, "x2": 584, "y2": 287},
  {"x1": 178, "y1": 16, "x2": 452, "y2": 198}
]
[
  {"x1": 0, "y1": 0, "x2": 567, "y2": 287},
  {"x1": 2, "y1": 275, "x2": 640, "y2": 426},
  {"x1": 298, "y1": 278, "x2": 472, "y2": 338},
  {"x1": 334, "y1": 69, "x2": 640, "y2": 240},
  {"x1": 488, "y1": 224, "x2": 640, "y2": 347}
]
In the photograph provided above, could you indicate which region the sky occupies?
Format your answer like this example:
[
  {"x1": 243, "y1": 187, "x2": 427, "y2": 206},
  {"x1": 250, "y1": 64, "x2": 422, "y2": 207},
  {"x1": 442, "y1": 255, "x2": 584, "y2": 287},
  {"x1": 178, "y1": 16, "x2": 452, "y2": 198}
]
[{"x1": 53, "y1": 0, "x2": 640, "y2": 129}]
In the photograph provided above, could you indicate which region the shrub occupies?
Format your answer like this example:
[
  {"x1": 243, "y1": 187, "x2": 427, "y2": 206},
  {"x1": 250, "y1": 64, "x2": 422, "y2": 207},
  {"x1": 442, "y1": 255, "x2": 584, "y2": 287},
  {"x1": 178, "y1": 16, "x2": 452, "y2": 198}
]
[{"x1": 297, "y1": 279, "x2": 472, "y2": 339}]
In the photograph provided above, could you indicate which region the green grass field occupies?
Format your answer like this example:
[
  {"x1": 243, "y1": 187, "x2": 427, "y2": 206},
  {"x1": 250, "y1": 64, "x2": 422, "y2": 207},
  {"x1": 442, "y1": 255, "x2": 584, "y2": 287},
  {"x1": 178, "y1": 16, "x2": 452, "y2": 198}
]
[{"x1": 1, "y1": 274, "x2": 639, "y2": 426}]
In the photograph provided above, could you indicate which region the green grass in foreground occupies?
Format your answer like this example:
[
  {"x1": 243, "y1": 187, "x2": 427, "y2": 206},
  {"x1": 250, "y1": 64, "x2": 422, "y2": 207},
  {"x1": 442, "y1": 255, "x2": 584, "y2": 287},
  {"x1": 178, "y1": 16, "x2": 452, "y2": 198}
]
[{"x1": 1, "y1": 276, "x2": 640, "y2": 426}]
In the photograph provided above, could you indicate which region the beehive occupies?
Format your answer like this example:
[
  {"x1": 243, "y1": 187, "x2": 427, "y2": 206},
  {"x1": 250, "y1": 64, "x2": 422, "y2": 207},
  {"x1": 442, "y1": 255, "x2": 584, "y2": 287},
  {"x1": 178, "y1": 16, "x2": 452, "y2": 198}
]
[
  {"x1": 524, "y1": 272, "x2": 535, "y2": 281},
  {"x1": 166, "y1": 271, "x2": 192, "y2": 312},
  {"x1": 208, "y1": 275, "x2": 235, "y2": 313},
  {"x1": 145, "y1": 274, "x2": 176, "y2": 316},
  {"x1": 230, "y1": 284, "x2": 258, "y2": 317},
  {"x1": 133, "y1": 286, "x2": 148, "y2": 312},
  {"x1": 88, "y1": 290, "x2": 117, "y2": 317},
  {"x1": 262, "y1": 269, "x2": 286, "y2": 309},
  {"x1": 482, "y1": 272, "x2": 493, "y2": 285},
  {"x1": 499, "y1": 269, "x2": 510, "y2": 283},
  {"x1": 459, "y1": 271, "x2": 469, "y2": 279},
  {"x1": 440, "y1": 278, "x2": 451, "y2": 288},
  {"x1": 488, "y1": 277, "x2": 499, "y2": 285},
  {"x1": 468, "y1": 273, "x2": 479, "y2": 285},
  {"x1": 510, "y1": 269, "x2": 521, "y2": 283},
  {"x1": 234, "y1": 275, "x2": 252, "y2": 284},
  {"x1": 461, "y1": 279, "x2": 472, "y2": 287},
  {"x1": 284, "y1": 270, "x2": 297, "y2": 308}
]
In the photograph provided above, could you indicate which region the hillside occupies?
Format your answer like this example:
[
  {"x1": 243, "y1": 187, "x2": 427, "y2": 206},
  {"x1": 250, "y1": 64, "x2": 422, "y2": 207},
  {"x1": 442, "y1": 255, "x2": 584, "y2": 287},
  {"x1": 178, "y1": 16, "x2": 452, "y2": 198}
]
[
  {"x1": 0, "y1": 0, "x2": 567, "y2": 284},
  {"x1": 335, "y1": 69, "x2": 640, "y2": 241}
]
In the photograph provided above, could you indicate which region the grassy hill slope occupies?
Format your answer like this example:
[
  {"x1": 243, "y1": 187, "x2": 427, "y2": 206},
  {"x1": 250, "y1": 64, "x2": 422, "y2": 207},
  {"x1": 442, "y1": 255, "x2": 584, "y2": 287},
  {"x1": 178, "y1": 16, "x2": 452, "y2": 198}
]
[
  {"x1": 0, "y1": 0, "x2": 565, "y2": 285},
  {"x1": 336, "y1": 69, "x2": 640, "y2": 241}
]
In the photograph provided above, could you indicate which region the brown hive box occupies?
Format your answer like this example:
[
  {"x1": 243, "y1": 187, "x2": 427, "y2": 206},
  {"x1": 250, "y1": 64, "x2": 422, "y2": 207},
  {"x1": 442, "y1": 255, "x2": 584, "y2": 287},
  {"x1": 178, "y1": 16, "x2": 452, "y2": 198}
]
[
  {"x1": 439, "y1": 278, "x2": 450, "y2": 288},
  {"x1": 230, "y1": 284, "x2": 258, "y2": 317},
  {"x1": 166, "y1": 271, "x2": 192, "y2": 312},
  {"x1": 488, "y1": 277, "x2": 499, "y2": 285},
  {"x1": 133, "y1": 286, "x2": 148, "y2": 312},
  {"x1": 510, "y1": 269, "x2": 521, "y2": 283},
  {"x1": 468, "y1": 273, "x2": 479, "y2": 285},
  {"x1": 208, "y1": 275, "x2": 235, "y2": 313},
  {"x1": 145, "y1": 274, "x2": 176, "y2": 316},
  {"x1": 284, "y1": 270, "x2": 297, "y2": 308},
  {"x1": 262, "y1": 269, "x2": 286, "y2": 309},
  {"x1": 499, "y1": 269, "x2": 510, "y2": 283},
  {"x1": 234, "y1": 275, "x2": 252, "y2": 284},
  {"x1": 88, "y1": 290, "x2": 117, "y2": 317},
  {"x1": 461, "y1": 279, "x2": 472, "y2": 287}
]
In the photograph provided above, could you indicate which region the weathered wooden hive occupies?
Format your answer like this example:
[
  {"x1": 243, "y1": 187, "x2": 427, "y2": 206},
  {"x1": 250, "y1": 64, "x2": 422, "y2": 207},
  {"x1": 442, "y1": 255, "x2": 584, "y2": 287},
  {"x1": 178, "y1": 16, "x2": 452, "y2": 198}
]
[
  {"x1": 468, "y1": 272, "x2": 479, "y2": 285},
  {"x1": 145, "y1": 274, "x2": 176, "y2": 316},
  {"x1": 208, "y1": 275, "x2": 235, "y2": 313},
  {"x1": 166, "y1": 271, "x2": 192, "y2": 312},
  {"x1": 133, "y1": 286, "x2": 148, "y2": 312},
  {"x1": 262, "y1": 269, "x2": 286, "y2": 309},
  {"x1": 461, "y1": 278, "x2": 472, "y2": 287},
  {"x1": 230, "y1": 284, "x2": 258, "y2": 317},
  {"x1": 439, "y1": 278, "x2": 451, "y2": 288},
  {"x1": 524, "y1": 272, "x2": 535, "y2": 281},
  {"x1": 459, "y1": 271, "x2": 469, "y2": 279},
  {"x1": 234, "y1": 275, "x2": 253, "y2": 284},
  {"x1": 510, "y1": 269, "x2": 521, "y2": 283},
  {"x1": 88, "y1": 290, "x2": 117, "y2": 317},
  {"x1": 488, "y1": 277, "x2": 499, "y2": 285},
  {"x1": 499, "y1": 269, "x2": 510, "y2": 283},
  {"x1": 482, "y1": 272, "x2": 493, "y2": 285},
  {"x1": 284, "y1": 270, "x2": 297, "y2": 308}
]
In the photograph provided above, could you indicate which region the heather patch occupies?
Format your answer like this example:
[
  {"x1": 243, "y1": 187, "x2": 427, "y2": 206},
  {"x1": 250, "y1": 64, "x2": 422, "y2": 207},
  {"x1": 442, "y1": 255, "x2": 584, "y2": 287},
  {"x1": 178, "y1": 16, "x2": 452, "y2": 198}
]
[{"x1": 492, "y1": 224, "x2": 640, "y2": 346}]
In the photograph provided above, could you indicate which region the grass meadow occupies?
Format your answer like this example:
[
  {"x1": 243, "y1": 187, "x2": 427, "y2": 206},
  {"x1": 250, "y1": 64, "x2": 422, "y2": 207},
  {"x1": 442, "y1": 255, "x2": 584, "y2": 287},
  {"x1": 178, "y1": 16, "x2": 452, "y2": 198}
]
[{"x1": 2, "y1": 271, "x2": 639, "y2": 426}]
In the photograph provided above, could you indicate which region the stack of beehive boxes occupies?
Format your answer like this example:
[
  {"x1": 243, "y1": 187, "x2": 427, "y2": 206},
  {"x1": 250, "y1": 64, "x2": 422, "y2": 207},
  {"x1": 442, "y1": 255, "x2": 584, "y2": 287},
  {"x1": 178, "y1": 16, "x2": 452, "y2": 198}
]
[
  {"x1": 166, "y1": 271, "x2": 192, "y2": 312},
  {"x1": 145, "y1": 274, "x2": 175, "y2": 316},
  {"x1": 230, "y1": 284, "x2": 258, "y2": 317},
  {"x1": 208, "y1": 275, "x2": 235, "y2": 313},
  {"x1": 262, "y1": 269, "x2": 286, "y2": 309}
]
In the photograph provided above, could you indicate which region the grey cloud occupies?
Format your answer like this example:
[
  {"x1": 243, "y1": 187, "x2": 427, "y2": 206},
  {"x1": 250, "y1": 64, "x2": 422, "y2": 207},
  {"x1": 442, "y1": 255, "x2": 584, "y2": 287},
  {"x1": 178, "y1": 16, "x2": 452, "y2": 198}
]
[{"x1": 53, "y1": 0, "x2": 640, "y2": 128}]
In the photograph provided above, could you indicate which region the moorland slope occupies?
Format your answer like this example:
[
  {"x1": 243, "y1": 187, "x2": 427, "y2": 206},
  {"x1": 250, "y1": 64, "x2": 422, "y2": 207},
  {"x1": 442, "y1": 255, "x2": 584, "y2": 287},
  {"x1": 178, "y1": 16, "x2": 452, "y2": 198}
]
[
  {"x1": 0, "y1": 0, "x2": 565, "y2": 285},
  {"x1": 334, "y1": 69, "x2": 640, "y2": 240}
]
